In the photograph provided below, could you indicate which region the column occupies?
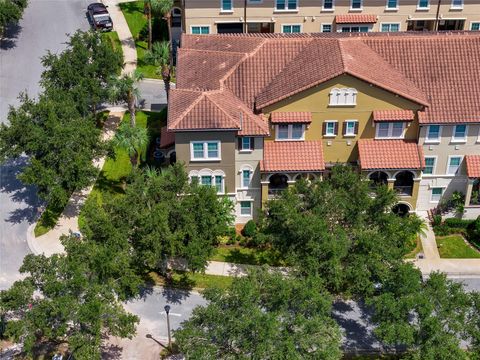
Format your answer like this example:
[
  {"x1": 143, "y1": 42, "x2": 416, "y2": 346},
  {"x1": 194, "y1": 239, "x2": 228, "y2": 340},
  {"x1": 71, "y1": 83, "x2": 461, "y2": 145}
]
[
  {"x1": 387, "y1": 178, "x2": 395, "y2": 190},
  {"x1": 261, "y1": 181, "x2": 269, "y2": 208},
  {"x1": 464, "y1": 178, "x2": 474, "y2": 207}
]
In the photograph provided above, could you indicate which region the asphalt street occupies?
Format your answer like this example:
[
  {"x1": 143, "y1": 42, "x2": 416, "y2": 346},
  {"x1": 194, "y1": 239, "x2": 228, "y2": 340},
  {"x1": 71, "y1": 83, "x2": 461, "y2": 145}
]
[{"x1": 0, "y1": 0, "x2": 91, "y2": 289}]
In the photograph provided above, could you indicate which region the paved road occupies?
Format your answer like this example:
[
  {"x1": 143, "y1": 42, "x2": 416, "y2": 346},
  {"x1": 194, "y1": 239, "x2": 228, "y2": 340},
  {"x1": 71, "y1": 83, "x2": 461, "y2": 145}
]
[{"x1": 0, "y1": 0, "x2": 91, "y2": 290}]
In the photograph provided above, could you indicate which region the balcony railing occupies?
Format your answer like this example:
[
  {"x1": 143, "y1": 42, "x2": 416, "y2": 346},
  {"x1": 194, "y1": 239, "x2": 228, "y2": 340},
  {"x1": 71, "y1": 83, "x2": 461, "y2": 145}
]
[
  {"x1": 394, "y1": 186, "x2": 413, "y2": 196},
  {"x1": 268, "y1": 188, "x2": 286, "y2": 199}
]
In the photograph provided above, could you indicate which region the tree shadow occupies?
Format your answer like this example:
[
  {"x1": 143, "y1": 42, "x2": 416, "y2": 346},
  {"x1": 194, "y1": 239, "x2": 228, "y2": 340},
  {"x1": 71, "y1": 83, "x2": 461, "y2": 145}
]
[
  {"x1": 0, "y1": 22, "x2": 22, "y2": 50},
  {"x1": 0, "y1": 157, "x2": 40, "y2": 224},
  {"x1": 101, "y1": 342, "x2": 123, "y2": 360}
]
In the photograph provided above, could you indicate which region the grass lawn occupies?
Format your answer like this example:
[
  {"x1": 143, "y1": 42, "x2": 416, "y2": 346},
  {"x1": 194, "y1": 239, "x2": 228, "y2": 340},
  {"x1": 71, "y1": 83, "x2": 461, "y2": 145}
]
[
  {"x1": 119, "y1": 1, "x2": 167, "y2": 79},
  {"x1": 437, "y1": 235, "x2": 480, "y2": 259},
  {"x1": 404, "y1": 236, "x2": 423, "y2": 259},
  {"x1": 149, "y1": 271, "x2": 233, "y2": 290},
  {"x1": 210, "y1": 245, "x2": 285, "y2": 266},
  {"x1": 101, "y1": 31, "x2": 123, "y2": 62}
]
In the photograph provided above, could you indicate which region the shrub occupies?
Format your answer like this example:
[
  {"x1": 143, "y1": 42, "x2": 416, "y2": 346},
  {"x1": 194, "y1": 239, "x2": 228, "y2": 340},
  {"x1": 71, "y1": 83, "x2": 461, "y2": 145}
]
[
  {"x1": 242, "y1": 220, "x2": 257, "y2": 238},
  {"x1": 432, "y1": 214, "x2": 442, "y2": 227},
  {"x1": 444, "y1": 218, "x2": 474, "y2": 229},
  {"x1": 467, "y1": 217, "x2": 480, "y2": 245}
]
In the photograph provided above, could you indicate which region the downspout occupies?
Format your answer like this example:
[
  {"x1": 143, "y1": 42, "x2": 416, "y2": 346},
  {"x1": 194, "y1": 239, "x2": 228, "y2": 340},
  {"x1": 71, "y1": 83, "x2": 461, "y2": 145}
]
[
  {"x1": 244, "y1": 0, "x2": 247, "y2": 33},
  {"x1": 434, "y1": 0, "x2": 442, "y2": 31}
]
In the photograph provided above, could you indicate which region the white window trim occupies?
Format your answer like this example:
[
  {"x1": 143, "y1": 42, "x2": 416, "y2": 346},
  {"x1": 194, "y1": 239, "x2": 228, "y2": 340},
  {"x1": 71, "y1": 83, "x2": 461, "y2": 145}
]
[
  {"x1": 239, "y1": 200, "x2": 253, "y2": 217},
  {"x1": 375, "y1": 122, "x2": 406, "y2": 139},
  {"x1": 281, "y1": 23, "x2": 302, "y2": 33},
  {"x1": 416, "y1": 0, "x2": 430, "y2": 10},
  {"x1": 425, "y1": 124, "x2": 442, "y2": 144},
  {"x1": 385, "y1": 0, "x2": 399, "y2": 10},
  {"x1": 239, "y1": 137, "x2": 253, "y2": 153},
  {"x1": 471, "y1": 22, "x2": 480, "y2": 30},
  {"x1": 344, "y1": 119, "x2": 358, "y2": 137},
  {"x1": 380, "y1": 22, "x2": 401, "y2": 31},
  {"x1": 274, "y1": 0, "x2": 298, "y2": 12},
  {"x1": 190, "y1": 169, "x2": 225, "y2": 194},
  {"x1": 190, "y1": 25, "x2": 211, "y2": 34},
  {"x1": 239, "y1": 165, "x2": 254, "y2": 190},
  {"x1": 275, "y1": 124, "x2": 305, "y2": 141},
  {"x1": 446, "y1": 155, "x2": 463, "y2": 175},
  {"x1": 349, "y1": 0, "x2": 363, "y2": 11},
  {"x1": 450, "y1": 0, "x2": 463, "y2": 9},
  {"x1": 322, "y1": 0, "x2": 335, "y2": 11},
  {"x1": 321, "y1": 23, "x2": 333, "y2": 32},
  {"x1": 248, "y1": 0, "x2": 263, "y2": 3},
  {"x1": 324, "y1": 120, "x2": 337, "y2": 138},
  {"x1": 190, "y1": 141, "x2": 221, "y2": 161},
  {"x1": 329, "y1": 88, "x2": 358, "y2": 106},
  {"x1": 423, "y1": 155, "x2": 437, "y2": 176},
  {"x1": 220, "y1": 0, "x2": 233, "y2": 13},
  {"x1": 430, "y1": 187, "x2": 444, "y2": 203},
  {"x1": 451, "y1": 124, "x2": 468, "y2": 144}
]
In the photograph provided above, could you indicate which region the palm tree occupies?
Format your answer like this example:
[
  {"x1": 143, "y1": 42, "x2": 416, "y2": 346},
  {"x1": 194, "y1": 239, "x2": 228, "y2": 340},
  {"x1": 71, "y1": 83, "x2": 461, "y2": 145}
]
[
  {"x1": 145, "y1": 0, "x2": 173, "y2": 51},
  {"x1": 108, "y1": 70, "x2": 144, "y2": 127},
  {"x1": 155, "y1": 0, "x2": 174, "y2": 56},
  {"x1": 113, "y1": 122, "x2": 149, "y2": 167},
  {"x1": 144, "y1": 41, "x2": 171, "y2": 100}
]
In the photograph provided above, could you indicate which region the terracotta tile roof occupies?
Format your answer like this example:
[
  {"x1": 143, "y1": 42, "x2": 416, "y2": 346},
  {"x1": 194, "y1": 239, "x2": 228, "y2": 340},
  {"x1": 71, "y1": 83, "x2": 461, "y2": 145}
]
[
  {"x1": 168, "y1": 89, "x2": 269, "y2": 135},
  {"x1": 270, "y1": 112, "x2": 312, "y2": 123},
  {"x1": 364, "y1": 36, "x2": 480, "y2": 124},
  {"x1": 336, "y1": 14, "x2": 377, "y2": 24},
  {"x1": 358, "y1": 139, "x2": 424, "y2": 170},
  {"x1": 255, "y1": 38, "x2": 429, "y2": 109},
  {"x1": 373, "y1": 110, "x2": 415, "y2": 122},
  {"x1": 160, "y1": 126, "x2": 175, "y2": 148},
  {"x1": 261, "y1": 141, "x2": 325, "y2": 172},
  {"x1": 466, "y1": 155, "x2": 480, "y2": 178}
]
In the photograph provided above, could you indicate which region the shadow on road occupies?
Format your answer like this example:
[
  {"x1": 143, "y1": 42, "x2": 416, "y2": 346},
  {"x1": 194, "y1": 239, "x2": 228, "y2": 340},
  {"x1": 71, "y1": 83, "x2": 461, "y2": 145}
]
[
  {"x1": 0, "y1": 157, "x2": 40, "y2": 224},
  {"x1": 0, "y1": 23, "x2": 22, "y2": 50}
]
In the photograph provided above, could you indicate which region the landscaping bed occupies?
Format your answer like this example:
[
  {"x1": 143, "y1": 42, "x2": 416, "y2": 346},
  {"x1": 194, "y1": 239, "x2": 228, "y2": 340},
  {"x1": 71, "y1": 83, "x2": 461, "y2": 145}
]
[
  {"x1": 404, "y1": 236, "x2": 423, "y2": 259},
  {"x1": 119, "y1": 1, "x2": 168, "y2": 79},
  {"x1": 436, "y1": 235, "x2": 480, "y2": 259},
  {"x1": 431, "y1": 215, "x2": 480, "y2": 257},
  {"x1": 149, "y1": 271, "x2": 233, "y2": 290}
]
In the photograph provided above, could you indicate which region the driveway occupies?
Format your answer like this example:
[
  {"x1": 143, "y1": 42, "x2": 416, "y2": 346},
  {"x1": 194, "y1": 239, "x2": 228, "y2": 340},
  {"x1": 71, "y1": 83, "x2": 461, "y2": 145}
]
[{"x1": 0, "y1": 0, "x2": 91, "y2": 289}]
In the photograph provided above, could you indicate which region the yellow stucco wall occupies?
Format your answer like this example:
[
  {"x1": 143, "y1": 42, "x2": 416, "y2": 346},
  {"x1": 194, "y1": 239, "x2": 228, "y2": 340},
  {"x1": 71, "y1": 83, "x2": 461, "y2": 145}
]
[{"x1": 263, "y1": 74, "x2": 422, "y2": 164}]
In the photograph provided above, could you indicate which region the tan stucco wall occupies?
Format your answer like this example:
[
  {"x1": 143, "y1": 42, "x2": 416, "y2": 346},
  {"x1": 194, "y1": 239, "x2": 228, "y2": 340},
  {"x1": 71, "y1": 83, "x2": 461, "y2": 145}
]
[
  {"x1": 183, "y1": 0, "x2": 480, "y2": 33},
  {"x1": 263, "y1": 74, "x2": 422, "y2": 164},
  {"x1": 175, "y1": 131, "x2": 237, "y2": 192}
]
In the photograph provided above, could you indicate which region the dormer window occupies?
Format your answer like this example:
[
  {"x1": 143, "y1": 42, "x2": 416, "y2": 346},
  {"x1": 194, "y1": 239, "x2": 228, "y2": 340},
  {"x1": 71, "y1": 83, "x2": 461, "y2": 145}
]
[
  {"x1": 329, "y1": 88, "x2": 357, "y2": 106},
  {"x1": 276, "y1": 124, "x2": 305, "y2": 141}
]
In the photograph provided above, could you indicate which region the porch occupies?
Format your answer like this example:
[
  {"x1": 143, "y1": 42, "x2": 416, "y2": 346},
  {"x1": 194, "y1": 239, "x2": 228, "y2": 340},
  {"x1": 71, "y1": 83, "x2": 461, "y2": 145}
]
[{"x1": 463, "y1": 155, "x2": 480, "y2": 218}]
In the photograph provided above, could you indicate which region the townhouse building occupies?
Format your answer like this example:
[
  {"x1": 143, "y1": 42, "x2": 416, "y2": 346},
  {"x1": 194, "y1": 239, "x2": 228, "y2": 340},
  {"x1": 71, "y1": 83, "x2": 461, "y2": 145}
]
[
  {"x1": 167, "y1": 31, "x2": 480, "y2": 224},
  {"x1": 173, "y1": 0, "x2": 480, "y2": 35}
]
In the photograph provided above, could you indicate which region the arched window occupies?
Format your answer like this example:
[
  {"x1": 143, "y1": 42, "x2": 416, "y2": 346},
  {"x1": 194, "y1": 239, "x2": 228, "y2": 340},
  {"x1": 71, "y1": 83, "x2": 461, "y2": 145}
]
[
  {"x1": 369, "y1": 171, "x2": 389, "y2": 187},
  {"x1": 189, "y1": 169, "x2": 225, "y2": 194},
  {"x1": 392, "y1": 203, "x2": 411, "y2": 217},
  {"x1": 329, "y1": 88, "x2": 357, "y2": 106}
]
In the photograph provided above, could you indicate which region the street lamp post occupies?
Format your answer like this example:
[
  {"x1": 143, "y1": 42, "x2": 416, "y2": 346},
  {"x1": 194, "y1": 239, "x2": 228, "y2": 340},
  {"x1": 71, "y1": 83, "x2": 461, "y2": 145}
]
[{"x1": 164, "y1": 305, "x2": 172, "y2": 351}]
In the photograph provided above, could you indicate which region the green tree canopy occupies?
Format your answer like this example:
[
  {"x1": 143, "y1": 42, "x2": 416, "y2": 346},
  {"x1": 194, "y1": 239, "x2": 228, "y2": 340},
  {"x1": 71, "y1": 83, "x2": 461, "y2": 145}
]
[
  {"x1": 0, "y1": 0, "x2": 28, "y2": 36},
  {"x1": 112, "y1": 122, "x2": 149, "y2": 167},
  {"x1": 0, "y1": 235, "x2": 140, "y2": 359},
  {"x1": 174, "y1": 269, "x2": 342, "y2": 360}
]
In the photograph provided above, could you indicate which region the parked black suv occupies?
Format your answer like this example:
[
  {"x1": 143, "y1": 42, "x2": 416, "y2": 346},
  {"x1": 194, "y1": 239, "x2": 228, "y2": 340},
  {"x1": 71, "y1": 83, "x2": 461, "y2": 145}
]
[{"x1": 87, "y1": 2, "x2": 113, "y2": 31}]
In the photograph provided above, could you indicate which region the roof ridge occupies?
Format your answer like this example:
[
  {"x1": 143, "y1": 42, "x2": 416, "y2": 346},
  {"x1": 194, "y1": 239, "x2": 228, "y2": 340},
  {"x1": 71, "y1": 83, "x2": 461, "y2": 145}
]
[
  {"x1": 337, "y1": 39, "x2": 347, "y2": 71},
  {"x1": 169, "y1": 92, "x2": 205, "y2": 129},
  {"x1": 179, "y1": 47, "x2": 247, "y2": 56},
  {"x1": 205, "y1": 92, "x2": 241, "y2": 129}
]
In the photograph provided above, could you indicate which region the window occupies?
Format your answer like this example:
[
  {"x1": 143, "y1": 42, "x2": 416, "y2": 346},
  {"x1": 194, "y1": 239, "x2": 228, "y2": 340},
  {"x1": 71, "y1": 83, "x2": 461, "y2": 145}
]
[
  {"x1": 191, "y1": 26, "x2": 210, "y2": 34},
  {"x1": 452, "y1": 124, "x2": 467, "y2": 142},
  {"x1": 275, "y1": 124, "x2": 305, "y2": 140},
  {"x1": 426, "y1": 125, "x2": 441, "y2": 142},
  {"x1": 447, "y1": 156, "x2": 462, "y2": 175},
  {"x1": 323, "y1": 0, "x2": 334, "y2": 10},
  {"x1": 386, "y1": 0, "x2": 398, "y2": 8},
  {"x1": 431, "y1": 188, "x2": 443, "y2": 202},
  {"x1": 240, "y1": 201, "x2": 252, "y2": 216},
  {"x1": 190, "y1": 141, "x2": 221, "y2": 160},
  {"x1": 282, "y1": 24, "x2": 301, "y2": 33},
  {"x1": 324, "y1": 121, "x2": 337, "y2": 137},
  {"x1": 451, "y1": 0, "x2": 463, "y2": 8},
  {"x1": 329, "y1": 88, "x2": 357, "y2": 106},
  {"x1": 381, "y1": 23, "x2": 400, "y2": 32},
  {"x1": 341, "y1": 26, "x2": 369, "y2": 32},
  {"x1": 322, "y1": 24, "x2": 332, "y2": 32},
  {"x1": 275, "y1": 0, "x2": 297, "y2": 10},
  {"x1": 375, "y1": 122, "x2": 405, "y2": 139},
  {"x1": 344, "y1": 120, "x2": 357, "y2": 136},
  {"x1": 351, "y1": 0, "x2": 362, "y2": 9},
  {"x1": 215, "y1": 175, "x2": 224, "y2": 193},
  {"x1": 424, "y1": 157, "x2": 436, "y2": 175},
  {"x1": 221, "y1": 0, "x2": 232, "y2": 11},
  {"x1": 472, "y1": 22, "x2": 480, "y2": 30},
  {"x1": 201, "y1": 175, "x2": 212, "y2": 186},
  {"x1": 242, "y1": 169, "x2": 252, "y2": 188},
  {"x1": 417, "y1": 0, "x2": 429, "y2": 8},
  {"x1": 240, "y1": 137, "x2": 253, "y2": 151}
]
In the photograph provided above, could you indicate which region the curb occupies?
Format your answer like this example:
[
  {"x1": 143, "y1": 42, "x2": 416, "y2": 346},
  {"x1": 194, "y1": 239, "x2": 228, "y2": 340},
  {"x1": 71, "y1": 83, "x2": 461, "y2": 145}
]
[{"x1": 26, "y1": 223, "x2": 41, "y2": 255}]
